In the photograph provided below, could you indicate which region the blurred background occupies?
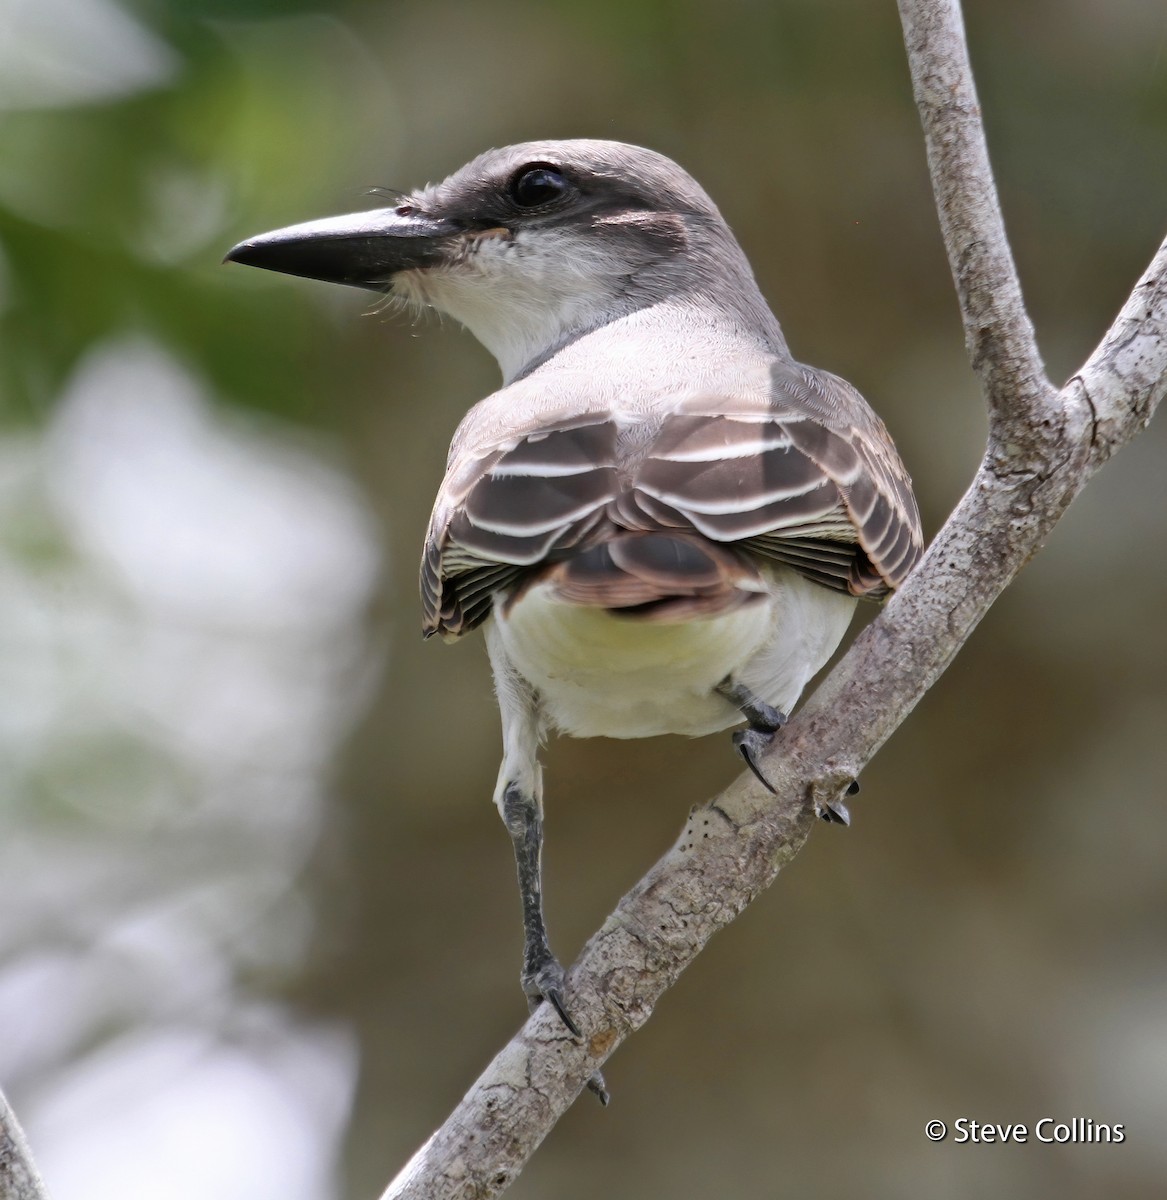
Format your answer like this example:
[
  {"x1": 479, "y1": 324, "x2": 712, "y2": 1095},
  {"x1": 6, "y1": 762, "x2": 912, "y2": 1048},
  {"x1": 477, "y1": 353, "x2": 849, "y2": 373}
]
[{"x1": 1, "y1": 0, "x2": 1165, "y2": 1197}]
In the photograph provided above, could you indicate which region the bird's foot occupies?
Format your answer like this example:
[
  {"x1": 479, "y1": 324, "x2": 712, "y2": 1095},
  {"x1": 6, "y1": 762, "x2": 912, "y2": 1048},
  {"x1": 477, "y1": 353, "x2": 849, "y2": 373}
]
[
  {"x1": 523, "y1": 953, "x2": 580, "y2": 1037},
  {"x1": 732, "y1": 726, "x2": 780, "y2": 793},
  {"x1": 717, "y1": 679, "x2": 788, "y2": 793},
  {"x1": 818, "y1": 797, "x2": 852, "y2": 825},
  {"x1": 523, "y1": 954, "x2": 610, "y2": 1105},
  {"x1": 817, "y1": 777, "x2": 859, "y2": 825},
  {"x1": 586, "y1": 1070, "x2": 611, "y2": 1106}
]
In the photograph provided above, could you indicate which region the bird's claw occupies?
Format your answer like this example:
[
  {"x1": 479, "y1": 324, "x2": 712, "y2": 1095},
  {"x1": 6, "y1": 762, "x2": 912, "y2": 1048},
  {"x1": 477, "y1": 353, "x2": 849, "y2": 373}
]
[
  {"x1": 523, "y1": 955, "x2": 582, "y2": 1038},
  {"x1": 732, "y1": 727, "x2": 778, "y2": 794},
  {"x1": 816, "y1": 777, "x2": 858, "y2": 824},
  {"x1": 818, "y1": 798, "x2": 852, "y2": 825},
  {"x1": 587, "y1": 1070, "x2": 611, "y2": 1106},
  {"x1": 523, "y1": 956, "x2": 610, "y2": 1104}
]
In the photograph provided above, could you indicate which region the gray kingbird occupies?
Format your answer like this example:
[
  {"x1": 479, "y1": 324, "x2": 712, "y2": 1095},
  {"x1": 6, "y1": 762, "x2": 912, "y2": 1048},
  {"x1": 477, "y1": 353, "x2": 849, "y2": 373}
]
[{"x1": 227, "y1": 140, "x2": 923, "y2": 1093}]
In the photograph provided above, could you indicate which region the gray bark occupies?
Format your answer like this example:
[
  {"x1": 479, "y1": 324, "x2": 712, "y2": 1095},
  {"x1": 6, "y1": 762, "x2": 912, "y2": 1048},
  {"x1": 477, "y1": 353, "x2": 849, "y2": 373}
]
[
  {"x1": 0, "y1": 1090, "x2": 50, "y2": 1200},
  {"x1": 379, "y1": 1, "x2": 1167, "y2": 1197}
]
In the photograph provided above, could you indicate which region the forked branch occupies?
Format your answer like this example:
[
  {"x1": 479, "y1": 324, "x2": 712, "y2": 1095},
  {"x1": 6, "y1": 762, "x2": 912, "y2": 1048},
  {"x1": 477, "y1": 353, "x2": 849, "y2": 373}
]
[
  {"x1": 3, "y1": 4, "x2": 1159, "y2": 1199},
  {"x1": 380, "y1": 2, "x2": 1167, "y2": 1197}
]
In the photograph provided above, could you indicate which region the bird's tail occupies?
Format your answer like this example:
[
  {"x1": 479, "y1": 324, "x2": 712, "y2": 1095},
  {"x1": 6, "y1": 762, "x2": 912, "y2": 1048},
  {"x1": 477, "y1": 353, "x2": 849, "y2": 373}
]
[{"x1": 537, "y1": 532, "x2": 767, "y2": 622}]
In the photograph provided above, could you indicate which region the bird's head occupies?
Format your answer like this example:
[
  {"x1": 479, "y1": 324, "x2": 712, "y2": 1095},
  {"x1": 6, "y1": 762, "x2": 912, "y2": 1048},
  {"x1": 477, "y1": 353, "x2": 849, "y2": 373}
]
[{"x1": 226, "y1": 139, "x2": 771, "y2": 381}]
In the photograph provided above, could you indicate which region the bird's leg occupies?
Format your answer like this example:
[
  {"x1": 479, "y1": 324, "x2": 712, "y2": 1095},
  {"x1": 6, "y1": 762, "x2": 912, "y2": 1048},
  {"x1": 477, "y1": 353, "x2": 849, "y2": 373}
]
[
  {"x1": 499, "y1": 781, "x2": 577, "y2": 1034},
  {"x1": 716, "y1": 677, "x2": 787, "y2": 794},
  {"x1": 487, "y1": 629, "x2": 608, "y2": 1104},
  {"x1": 498, "y1": 780, "x2": 609, "y2": 1105},
  {"x1": 497, "y1": 762, "x2": 611, "y2": 1104}
]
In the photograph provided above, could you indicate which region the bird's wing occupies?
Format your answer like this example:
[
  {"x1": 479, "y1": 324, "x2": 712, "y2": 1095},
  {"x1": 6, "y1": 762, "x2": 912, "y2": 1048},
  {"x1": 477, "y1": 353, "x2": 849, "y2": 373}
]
[
  {"x1": 421, "y1": 364, "x2": 923, "y2": 639},
  {"x1": 421, "y1": 413, "x2": 620, "y2": 638},
  {"x1": 643, "y1": 361, "x2": 924, "y2": 598}
]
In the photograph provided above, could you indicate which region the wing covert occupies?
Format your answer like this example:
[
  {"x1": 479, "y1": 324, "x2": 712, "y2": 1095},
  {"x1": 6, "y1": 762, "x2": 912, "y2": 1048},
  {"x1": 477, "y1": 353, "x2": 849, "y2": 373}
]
[
  {"x1": 422, "y1": 367, "x2": 923, "y2": 638},
  {"x1": 422, "y1": 415, "x2": 620, "y2": 638}
]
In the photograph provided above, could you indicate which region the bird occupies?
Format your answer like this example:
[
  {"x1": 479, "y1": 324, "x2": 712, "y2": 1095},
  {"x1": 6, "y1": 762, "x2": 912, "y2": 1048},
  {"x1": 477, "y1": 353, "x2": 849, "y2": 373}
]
[{"x1": 226, "y1": 139, "x2": 923, "y2": 1094}]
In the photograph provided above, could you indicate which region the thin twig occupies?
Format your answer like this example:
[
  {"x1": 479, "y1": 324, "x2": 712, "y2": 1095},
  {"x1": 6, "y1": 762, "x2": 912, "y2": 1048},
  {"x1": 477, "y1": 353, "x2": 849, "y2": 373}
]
[{"x1": 897, "y1": 0, "x2": 1054, "y2": 420}]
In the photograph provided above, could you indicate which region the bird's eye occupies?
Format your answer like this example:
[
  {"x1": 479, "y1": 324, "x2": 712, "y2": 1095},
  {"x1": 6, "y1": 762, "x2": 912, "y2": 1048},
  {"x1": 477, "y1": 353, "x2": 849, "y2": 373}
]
[{"x1": 508, "y1": 165, "x2": 570, "y2": 208}]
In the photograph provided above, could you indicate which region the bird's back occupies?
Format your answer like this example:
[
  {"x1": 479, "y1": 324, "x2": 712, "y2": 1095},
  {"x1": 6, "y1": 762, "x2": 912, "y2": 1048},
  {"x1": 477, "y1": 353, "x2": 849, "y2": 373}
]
[{"x1": 423, "y1": 306, "x2": 920, "y2": 644}]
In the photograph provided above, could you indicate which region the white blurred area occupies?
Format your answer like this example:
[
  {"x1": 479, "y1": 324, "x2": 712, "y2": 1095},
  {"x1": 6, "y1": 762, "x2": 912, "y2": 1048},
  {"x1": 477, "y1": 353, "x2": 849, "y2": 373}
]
[
  {"x1": 0, "y1": 0, "x2": 177, "y2": 111},
  {"x1": 0, "y1": 339, "x2": 380, "y2": 1199}
]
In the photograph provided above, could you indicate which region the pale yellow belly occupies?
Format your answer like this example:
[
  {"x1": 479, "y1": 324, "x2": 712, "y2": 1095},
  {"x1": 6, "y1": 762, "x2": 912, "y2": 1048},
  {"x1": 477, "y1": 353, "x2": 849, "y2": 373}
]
[
  {"x1": 494, "y1": 586, "x2": 773, "y2": 737},
  {"x1": 489, "y1": 568, "x2": 858, "y2": 740}
]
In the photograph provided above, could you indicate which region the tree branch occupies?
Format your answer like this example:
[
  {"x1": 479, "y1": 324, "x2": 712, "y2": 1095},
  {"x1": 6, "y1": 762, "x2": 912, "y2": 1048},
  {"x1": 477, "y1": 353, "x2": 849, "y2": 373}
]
[
  {"x1": 381, "y1": 2, "x2": 1167, "y2": 1196},
  {"x1": 0, "y1": 1089, "x2": 50, "y2": 1200},
  {"x1": 898, "y1": 0, "x2": 1054, "y2": 418}
]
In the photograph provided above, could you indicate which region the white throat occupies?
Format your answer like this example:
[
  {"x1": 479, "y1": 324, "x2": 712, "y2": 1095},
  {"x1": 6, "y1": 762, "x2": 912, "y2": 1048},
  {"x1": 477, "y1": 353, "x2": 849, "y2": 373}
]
[{"x1": 396, "y1": 227, "x2": 641, "y2": 383}]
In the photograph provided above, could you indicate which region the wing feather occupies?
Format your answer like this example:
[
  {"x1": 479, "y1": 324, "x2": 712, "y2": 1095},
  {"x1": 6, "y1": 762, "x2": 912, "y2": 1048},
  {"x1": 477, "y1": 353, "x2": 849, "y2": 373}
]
[{"x1": 421, "y1": 365, "x2": 923, "y2": 638}]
